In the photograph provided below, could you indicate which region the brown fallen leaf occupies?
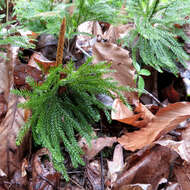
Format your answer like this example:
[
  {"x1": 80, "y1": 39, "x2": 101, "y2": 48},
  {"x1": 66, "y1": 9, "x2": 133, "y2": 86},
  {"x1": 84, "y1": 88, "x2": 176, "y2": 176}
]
[
  {"x1": 79, "y1": 137, "x2": 117, "y2": 160},
  {"x1": 118, "y1": 102, "x2": 190, "y2": 151},
  {"x1": 93, "y1": 41, "x2": 138, "y2": 105},
  {"x1": 112, "y1": 102, "x2": 155, "y2": 128},
  {"x1": 30, "y1": 52, "x2": 57, "y2": 73},
  {"x1": 0, "y1": 94, "x2": 28, "y2": 177},
  {"x1": 113, "y1": 145, "x2": 178, "y2": 190}
]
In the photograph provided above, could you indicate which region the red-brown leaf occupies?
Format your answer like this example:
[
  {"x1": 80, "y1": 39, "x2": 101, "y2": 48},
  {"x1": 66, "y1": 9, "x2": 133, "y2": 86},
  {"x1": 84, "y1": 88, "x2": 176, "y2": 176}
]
[{"x1": 118, "y1": 102, "x2": 190, "y2": 151}]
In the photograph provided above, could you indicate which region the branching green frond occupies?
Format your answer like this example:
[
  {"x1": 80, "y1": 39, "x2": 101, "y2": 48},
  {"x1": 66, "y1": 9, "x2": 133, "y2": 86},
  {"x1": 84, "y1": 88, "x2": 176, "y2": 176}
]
[
  {"x1": 0, "y1": 21, "x2": 34, "y2": 49},
  {"x1": 14, "y1": 0, "x2": 123, "y2": 38},
  {"x1": 13, "y1": 58, "x2": 137, "y2": 180},
  {"x1": 124, "y1": 0, "x2": 190, "y2": 75}
]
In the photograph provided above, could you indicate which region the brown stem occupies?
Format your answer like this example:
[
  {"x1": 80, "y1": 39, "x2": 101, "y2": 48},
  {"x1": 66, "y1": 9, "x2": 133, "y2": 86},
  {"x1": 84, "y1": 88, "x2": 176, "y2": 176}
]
[{"x1": 56, "y1": 17, "x2": 66, "y2": 66}]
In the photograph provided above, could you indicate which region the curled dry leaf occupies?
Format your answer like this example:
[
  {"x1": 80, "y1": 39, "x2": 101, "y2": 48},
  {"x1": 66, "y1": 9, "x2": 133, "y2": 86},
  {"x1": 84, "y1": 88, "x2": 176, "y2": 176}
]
[
  {"x1": 0, "y1": 95, "x2": 28, "y2": 176},
  {"x1": 156, "y1": 123, "x2": 190, "y2": 162},
  {"x1": 79, "y1": 137, "x2": 117, "y2": 161},
  {"x1": 118, "y1": 102, "x2": 190, "y2": 151},
  {"x1": 112, "y1": 102, "x2": 155, "y2": 128},
  {"x1": 93, "y1": 41, "x2": 138, "y2": 105},
  {"x1": 113, "y1": 145, "x2": 178, "y2": 190},
  {"x1": 32, "y1": 52, "x2": 57, "y2": 73}
]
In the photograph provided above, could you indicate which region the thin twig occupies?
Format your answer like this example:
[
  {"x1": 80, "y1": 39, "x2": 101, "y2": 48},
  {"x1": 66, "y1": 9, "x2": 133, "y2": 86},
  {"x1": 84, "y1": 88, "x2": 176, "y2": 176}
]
[
  {"x1": 100, "y1": 121, "x2": 105, "y2": 190},
  {"x1": 76, "y1": 42, "x2": 91, "y2": 57},
  {"x1": 69, "y1": 177, "x2": 85, "y2": 190},
  {"x1": 6, "y1": 0, "x2": 9, "y2": 23},
  {"x1": 144, "y1": 89, "x2": 166, "y2": 107},
  {"x1": 39, "y1": 174, "x2": 57, "y2": 189}
]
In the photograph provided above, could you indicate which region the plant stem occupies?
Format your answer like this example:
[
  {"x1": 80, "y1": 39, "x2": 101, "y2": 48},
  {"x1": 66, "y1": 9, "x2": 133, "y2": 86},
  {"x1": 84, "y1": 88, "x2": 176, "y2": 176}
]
[{"x1": 6, "y1": 0, "x2": 8, "y2": 22}]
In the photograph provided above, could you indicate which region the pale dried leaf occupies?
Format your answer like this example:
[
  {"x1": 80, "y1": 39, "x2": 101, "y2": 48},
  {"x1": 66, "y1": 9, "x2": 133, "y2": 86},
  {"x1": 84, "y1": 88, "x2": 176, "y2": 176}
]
[
  {"x1": 107, "y1": 144, "x2": 124, "y2": 185},
  {"x1": 79, "y1": 137, "x2": 117, "y2": 160},
  {"x1": 93, "y1": 42, "x2": 138, "y2": 104},
  {"x1": 103, "y1": 24, "x2": 134, "y2": 44},
  {"x1": 165, "y1": 183, "x2": 182, "y2": 190},
  {"x1": 111, "y1": 99, "x2": 133, "y2": 120},
  {"x1": 0, "y1": 169, "x2": 6, "y2": 177},
  {"x1": 92, "y1": 21, "x2": 103, "y2": 36},
  {"x1": 0, "y1": 94, "x2": 27, "y2": 176},
  {"x1": 0, "y1": 53, "x2": 9, "y2": 99},
  {"x1": 118, "y1": 102, "x2": 190, "y2": 151},
  {"x1": 0, "y1": 46, "x2": 19, "y2": 100}
]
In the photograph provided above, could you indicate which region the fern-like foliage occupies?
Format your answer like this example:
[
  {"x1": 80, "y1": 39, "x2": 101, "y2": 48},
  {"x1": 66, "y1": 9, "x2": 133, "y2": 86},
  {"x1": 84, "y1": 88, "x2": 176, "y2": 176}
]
[
  {"x1": 14, "y1": 0, "x2": 123, "y2": 38},
  {"x1": 123, "y1": 0, "x2": 190, "y2": 74},
  {"x1": 12, "y1": 58, "x2": 134, "y2": 180},
  {"x1": 0, "y1": 20, "x2": 34, "y2": 49}
]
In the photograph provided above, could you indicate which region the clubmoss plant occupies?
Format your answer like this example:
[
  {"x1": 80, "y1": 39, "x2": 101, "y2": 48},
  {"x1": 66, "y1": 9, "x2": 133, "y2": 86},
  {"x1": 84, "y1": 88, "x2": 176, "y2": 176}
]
[{"x1": 123, "y1": 0, "x2": 190, "y2": 75}]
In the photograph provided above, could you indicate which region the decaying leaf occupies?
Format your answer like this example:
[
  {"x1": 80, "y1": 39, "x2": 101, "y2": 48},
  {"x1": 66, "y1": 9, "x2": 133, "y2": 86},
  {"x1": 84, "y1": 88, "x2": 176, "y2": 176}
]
[
  {"x1": 14, "y1": 64, "x2": 43, "y2": 89},
  {"x1": 113, "y1": 145, "x2": 178, "y2": 190},
  {"x1": 86, "y1": 160, "x2": 102, "y2": 190},
  {"x1": 79, "y1": 137, "x2": 117, "y2": 161},
  {"x1": 11, "y1": 168, "x2": 28, "y2": 190},
  {"x1": 118, "y1": 102, "x2": 190, "y2": 151},
  {"x1": 93, "y1": 41, "x2": 138, "y2": 104},
  {"x1": 119, "y1": 184, "x2": 152, "y2": 190},
  {"x1": 31, "y1": 148, "x2": 61, "y2": 190},
  {"x1": 0, "y1": 94, "x2": 27, "y2": 176}
]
